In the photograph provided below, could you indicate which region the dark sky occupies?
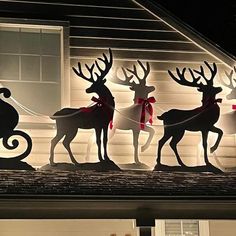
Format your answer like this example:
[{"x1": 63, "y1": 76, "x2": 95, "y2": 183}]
[{"x1": 154, "y1": 0, "x2": 236, "y2": 57}]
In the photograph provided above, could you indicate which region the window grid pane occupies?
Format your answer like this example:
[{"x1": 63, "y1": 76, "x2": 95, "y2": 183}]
[
  {"x1": 0, "y1": 26, "x2": 61, "y2": 83},
  {"x1": 182, "y1": 220, "x2": 199, "y2": 236},
  {"x1": 165, "y1": 220, "x2": 199, "y2": 236},
  {"x1": 0, "y1": 24, "x2": 62, "y2": 115},
  {"x1": 165, "y1": 220, "x2": 182, "y2": 236}
]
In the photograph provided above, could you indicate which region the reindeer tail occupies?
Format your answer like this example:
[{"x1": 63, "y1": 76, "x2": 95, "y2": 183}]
[{"x1": 157, "y1": 115, "x2": 164, "y2": 120}]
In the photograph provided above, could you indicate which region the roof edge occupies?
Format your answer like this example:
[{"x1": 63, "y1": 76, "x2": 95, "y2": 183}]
[{"x1": 133, "y1": 0, "x2": 236, "y2": 68}]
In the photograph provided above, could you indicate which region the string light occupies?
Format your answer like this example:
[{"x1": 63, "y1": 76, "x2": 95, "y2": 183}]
[{"x1": 8, "y1": 95, "x2": 222, "y2": 129}]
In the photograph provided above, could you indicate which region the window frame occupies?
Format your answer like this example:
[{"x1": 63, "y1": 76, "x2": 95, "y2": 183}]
[
  {"x1": 155, "y1": 220, "x2": 209, "y2": 236},
  {"x1": 0, "y1": 18, "x2": 70, "y2": 125}
]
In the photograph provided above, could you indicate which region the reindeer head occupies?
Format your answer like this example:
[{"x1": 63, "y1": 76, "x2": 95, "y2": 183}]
[
  {"x1": 111, "y1": 60, "x2": 155, "y2": 101},
  {"x1": 72, "y1": 48, "x2": 113, "y2": 94},
  {"x1": 220, "y1": 67, "x2": 236, "y2": 100},
  {"x1": 168, "y1": 61, "x2": 222, "y2": 102}
]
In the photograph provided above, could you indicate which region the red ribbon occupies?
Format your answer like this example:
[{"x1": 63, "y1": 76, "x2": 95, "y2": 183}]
[
  {"x1": 137, "y1": 96, "x2": 156, "y2": 129},
  {"x1": 91, "y1": 96, "x2": 106, "y2": 106},
  {"x1": 233, "y1": 105, "x2": 236, "y2": 110},
  {"x1": 196, "y1": 98, "x2": 222, "y2": 112}
]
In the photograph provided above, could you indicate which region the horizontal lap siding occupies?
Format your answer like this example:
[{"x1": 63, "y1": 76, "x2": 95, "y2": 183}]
[
  {"x1": 70, "y1": 59, "x2": 227, "y2": 72},
  {"x1": 70, "y1": 38, "x2": 203, "y2": 51},
  {"x1": 70, "y1": 48, "x2": 213, "y2": 62},
  {"x1": 0, "y1": 0, "x2": 234, "y2": 169}
]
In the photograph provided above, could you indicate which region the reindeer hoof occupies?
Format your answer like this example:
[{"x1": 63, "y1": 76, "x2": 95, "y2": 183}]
[
  {"x1": 141, "y1": 145, "x2": 147, "y2": 152},
  {"x1": 72, "y1": 161, "x2": 79, "y2": 165},
  {"x1": 50, "y1": 162, "x2": 57, "y2": 166},
  {"x1": 180, "y1": 163, "x2": 187, "y2": 168},
  {"x1": 206, "y1": 163, "x2": 223, "y2": 173},
  {"x1": 135, "y1": 161, "x2": 142, "y2": 165},
  {"x1": 210, "y1": 146, "x2": 217, "y2": 153}
]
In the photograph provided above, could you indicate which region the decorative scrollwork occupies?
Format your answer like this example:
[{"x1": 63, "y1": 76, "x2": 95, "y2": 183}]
[
  {"x1": 2, "y1": 130, "x2": 32, "y2": 161},
  {"x1": 0, "y1": 87, "x2": 32, "y2": 162}
]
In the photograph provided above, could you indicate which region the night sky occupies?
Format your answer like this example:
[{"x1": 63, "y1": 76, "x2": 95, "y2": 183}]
[{"x1": 155, "y1": 0, "x2": 236, "y2": 57}]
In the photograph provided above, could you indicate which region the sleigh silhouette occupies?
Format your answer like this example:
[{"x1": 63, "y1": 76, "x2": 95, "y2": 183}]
[{"x1": 0, "y1": 88, "x2": 33, "y2": 170}]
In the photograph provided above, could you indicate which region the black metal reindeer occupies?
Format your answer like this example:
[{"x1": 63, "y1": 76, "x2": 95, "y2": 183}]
[
  {"x1": 0, "y1": 87, "x2": 32, "y2": 161},
  {"x1": 49, "y1": 49, "x2": 115, "y2": 165},
  {"x1": 156, "y1": 61, "x2": 223, "y2": 170}
]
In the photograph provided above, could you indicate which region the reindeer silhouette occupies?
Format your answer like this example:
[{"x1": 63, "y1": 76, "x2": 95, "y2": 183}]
[
  {"x1": 220, "y1": 67, "x2": 236, "y2": 100},
  {"x1": 110, "y1": 60, "x2": 156, "y2": 164},
  {"x1": 157, "y1": 61, "x2": 223, "y2": 170},
  {"x1": 218, "y1": 67, "x2": 236, "y2": 134},
  {"x1": 49, "y1": 49, "x2": 115, "y2": 165}
]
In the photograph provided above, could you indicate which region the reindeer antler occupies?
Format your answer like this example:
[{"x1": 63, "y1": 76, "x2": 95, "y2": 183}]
[
  {"x1": 110, "y1": 60, "x2": 150, "y2": 87},
  {"x1": 110, "y1": 67, "x2": 134, "y2": 86},
  {"x1": 72, "y1": 48, "x2": 113, "y2": 83},
  {"x1": 168, "y1": 67, "x2": 201, "y2": 87},
  {"x1": 221, "y1": 67, "x2": 236, "y2": 89},
  {"x1": 168, "y1": 61, "x2": 217, "y2": 88},
  {"x1": 126, "y1": 60, "x2": 150, "y2": 84},
  {"x1": 94, "y1": 48, "x2": 113, "y2": 81},
  {"x1": 192, "y1": 61, "x2": 217, "y2": 85},
  {"x1": 72, "y1": 62, "x2": 95, "y2": 83}
]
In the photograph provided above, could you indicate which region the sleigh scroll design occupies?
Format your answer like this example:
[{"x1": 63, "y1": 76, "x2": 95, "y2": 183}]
[{"x1": 0, "y1": 88, "x2": 32, "y2": 161}]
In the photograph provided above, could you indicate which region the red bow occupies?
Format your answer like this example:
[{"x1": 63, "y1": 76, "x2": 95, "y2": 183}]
[
  {"x1": 233, "y1": 105, "x2": 236, "y2": 110},
  {"x1": 137, "y1": 97, "x2": 156, "y2": 129}
]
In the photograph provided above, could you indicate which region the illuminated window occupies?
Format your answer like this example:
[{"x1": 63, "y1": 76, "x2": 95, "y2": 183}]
[
  {"x1": 0, "y1": 23, "x2": 64, "y2": 119},
  {"x1": 156, "y1": 220, "x2": 209, "y2": 236},
  {"x1": 165, "y1": 220, "x2": 199, "y2": 236}
]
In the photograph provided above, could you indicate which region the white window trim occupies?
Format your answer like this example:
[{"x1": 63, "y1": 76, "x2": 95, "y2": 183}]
[
  {"x1": 0, "y1": 18, "x2": 70, "y2": 125},
  {"x1": 199, "y1": 221, "x2": 210, "y2": 236},
  {"x1": 155, "y1": 220, "x2": 209, "y2": 236}
]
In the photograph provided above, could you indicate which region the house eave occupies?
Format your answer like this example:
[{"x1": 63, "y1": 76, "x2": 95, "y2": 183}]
[
  {"x1": 133, "y1": 0, "x2": 236, "y2": 68},
  {"x1": 0, "y1": 197, "x2": 236, "y2": 219}
]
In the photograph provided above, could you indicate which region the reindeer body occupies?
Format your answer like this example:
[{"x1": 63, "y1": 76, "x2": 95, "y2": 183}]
[
  {"x1": 53, "y1": 88, "x2": 114, "y2": 130},
  {"x1": 114, "y1": 104, "x2": 149, "y2": 130},
  {"x1": 54, "y1": 107, "x2": 111, "y2": 130},
  {"x1": 157, "y1": 62, "x2": 223, "y2": 168},
  {"x1": 110, "y1": 61, "x2": 156, "y2": 164},
  {"x1": 160, "y1": 103, "x2": 220, "y2": 132},
  {"x1": 50, "y1": 49, "x2": 114, "y2": 165}
]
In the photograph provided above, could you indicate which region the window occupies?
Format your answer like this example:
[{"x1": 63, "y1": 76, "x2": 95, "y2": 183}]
[
  {"x1": 155, "y1": 220, "x2": 209, "y2": 236},
  {"x1": 0, "y1": 23, "x2": 65, "y2": 119},
  {"x1": 165, "y1": 220, "x2": 199, "y2": 236}
]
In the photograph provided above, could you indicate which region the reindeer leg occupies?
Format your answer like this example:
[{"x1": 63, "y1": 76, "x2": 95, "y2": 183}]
[
  {"x1": 109, "y1": 125, "x2": 116, "y2": 139},
  {"x1": 95, "y1": 128, "x2": 103, "y2": 162},
  {"x1": 85, "y1": 133, "x2": 95, "y2": 162},
  {"x1": 169, "y1": 131, "x2": 186, "y2": 167},
  {"x1": 141, "y1": 126, "x2": 155, "y2": 152},
  {"x1": 62, "y1": 130, "x2": 79, "y2": 165},
  {"x1": 209, "y1": 126, "x2": 223, "y2": 153},
  {"x1": 103, "y1": 125, "x2": 110, "y2": 161},
  {"x1": 132, "y1": 129, "x2": 141, "y2": 164},
  {"x1": 201, "y1": 130, "x2": 210, "y2": 165},
  {"x1": 156, "y1": 130, "x2": 171, "y2": 165},
  {"x1": 49, "y1": 131, "x2": 64, "y2": 166}
]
